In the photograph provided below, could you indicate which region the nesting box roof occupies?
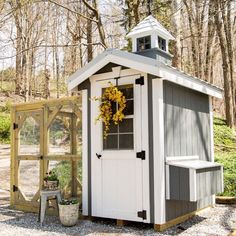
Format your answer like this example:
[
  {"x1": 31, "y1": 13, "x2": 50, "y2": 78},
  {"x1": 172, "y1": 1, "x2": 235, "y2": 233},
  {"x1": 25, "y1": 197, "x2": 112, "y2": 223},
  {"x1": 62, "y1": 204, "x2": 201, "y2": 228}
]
[{"x1": 126, "y1": 15, "x2": 175, "y2": 40}]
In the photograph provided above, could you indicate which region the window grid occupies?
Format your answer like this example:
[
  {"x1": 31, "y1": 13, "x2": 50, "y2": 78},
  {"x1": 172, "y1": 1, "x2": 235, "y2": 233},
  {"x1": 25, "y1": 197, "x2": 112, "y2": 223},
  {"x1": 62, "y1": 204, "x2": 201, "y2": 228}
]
[
  {"x1": 158, "y1": 36, "x2": 166, "y2": 51},
  {"x1": 137, "y1": 36, "x2": 151, "y2": 51},
  {"x1": 103, "y1": 85, "x2": 134, "y2": 150}
]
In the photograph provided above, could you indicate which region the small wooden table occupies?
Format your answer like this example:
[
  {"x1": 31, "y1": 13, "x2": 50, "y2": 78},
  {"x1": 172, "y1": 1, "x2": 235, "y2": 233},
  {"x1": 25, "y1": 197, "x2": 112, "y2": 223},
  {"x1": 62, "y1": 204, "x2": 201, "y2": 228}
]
[{"x1": 38, "y1": 189, "x2": 61, "y2": 225}]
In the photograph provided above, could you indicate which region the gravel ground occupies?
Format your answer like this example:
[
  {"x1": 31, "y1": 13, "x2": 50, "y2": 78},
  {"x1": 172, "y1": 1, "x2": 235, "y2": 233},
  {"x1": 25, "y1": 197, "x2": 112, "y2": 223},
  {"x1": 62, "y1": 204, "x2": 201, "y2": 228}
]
[{"x1": 0, "y1": 204, "x2": 235, "y2": 236}]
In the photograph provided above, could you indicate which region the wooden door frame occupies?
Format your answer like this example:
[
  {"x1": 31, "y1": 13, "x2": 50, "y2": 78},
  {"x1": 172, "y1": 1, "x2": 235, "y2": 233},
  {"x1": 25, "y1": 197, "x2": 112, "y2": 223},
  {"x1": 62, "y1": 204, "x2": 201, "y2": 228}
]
[{"x1": 11, "y1": 108, "x2": 44, "y2": 211}]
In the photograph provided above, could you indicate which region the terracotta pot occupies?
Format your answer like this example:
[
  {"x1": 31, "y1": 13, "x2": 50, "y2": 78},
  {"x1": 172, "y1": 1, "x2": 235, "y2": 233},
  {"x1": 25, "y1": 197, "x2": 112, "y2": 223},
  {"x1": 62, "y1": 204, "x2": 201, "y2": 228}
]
[
  {"x1": 58, "y1": 203, "x2": 79, "y2": 226},
  {"x1": 44, "y1": 180, "x2": 59, "y2": 190}
]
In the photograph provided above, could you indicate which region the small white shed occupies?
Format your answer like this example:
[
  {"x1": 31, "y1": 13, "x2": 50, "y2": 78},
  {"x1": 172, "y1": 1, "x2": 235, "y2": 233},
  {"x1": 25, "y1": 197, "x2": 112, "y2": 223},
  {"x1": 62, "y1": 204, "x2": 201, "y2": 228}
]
[{"x1": 68, "y1": 15, "x2": 223, "y2": 230}]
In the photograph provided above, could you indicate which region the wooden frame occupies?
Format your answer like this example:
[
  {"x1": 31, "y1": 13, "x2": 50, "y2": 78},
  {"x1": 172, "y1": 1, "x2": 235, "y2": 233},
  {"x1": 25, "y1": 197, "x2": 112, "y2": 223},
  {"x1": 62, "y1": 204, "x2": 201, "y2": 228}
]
[{"x1": 10, "y1": 96, "x2": 83, "y2": 213}]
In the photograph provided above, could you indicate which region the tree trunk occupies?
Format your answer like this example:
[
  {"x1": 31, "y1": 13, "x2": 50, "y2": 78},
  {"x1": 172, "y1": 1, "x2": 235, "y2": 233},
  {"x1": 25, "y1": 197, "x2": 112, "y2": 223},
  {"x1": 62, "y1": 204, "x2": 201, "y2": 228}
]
[{"x1": 213, "y1": 0, "x2": 234, "y2": 127}]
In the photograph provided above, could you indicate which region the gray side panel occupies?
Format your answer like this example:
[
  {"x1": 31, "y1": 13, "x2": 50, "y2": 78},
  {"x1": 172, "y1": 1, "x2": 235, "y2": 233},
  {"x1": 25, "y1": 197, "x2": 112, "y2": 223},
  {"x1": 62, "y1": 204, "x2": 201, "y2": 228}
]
[
  {"x1": 169, "y1": 166, "x2": 180, "y2": 200},
  {"x1": 78, "y1": 79, "x2": 92, "y2": 216},
  {"x1": 148, "y1": 74, "x2": 155, "y2": 223},
  {"x1": 134, "y1": 48, "x2": 172, "y2": 62},
  {"x1": 169, "y1": 166, "x2": 189, "y2": 201},
  {"x1": 196, "y1": 167, "x2": 222, "y2": 199},
  {"x1": 163, "y1": 81, "x2": 212, "y2": 221}
]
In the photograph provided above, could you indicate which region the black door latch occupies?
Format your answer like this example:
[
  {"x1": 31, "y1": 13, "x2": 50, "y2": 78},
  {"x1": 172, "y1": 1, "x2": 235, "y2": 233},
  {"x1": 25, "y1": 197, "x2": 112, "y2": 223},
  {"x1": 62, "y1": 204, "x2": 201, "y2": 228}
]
[{"x1": 96, "y1": 153, "x2": 102, "y2": 159}]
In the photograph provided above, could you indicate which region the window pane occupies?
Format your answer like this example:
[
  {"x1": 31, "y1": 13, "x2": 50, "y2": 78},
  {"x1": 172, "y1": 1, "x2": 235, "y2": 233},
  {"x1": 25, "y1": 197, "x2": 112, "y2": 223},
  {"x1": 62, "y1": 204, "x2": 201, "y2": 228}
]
[
  {"x1": 119, "y1": 134, "x2": 133, "y2": 149},
  {"x1": 158, "y1": 36, "x2": 166, "y2": 51},
  {"x1": 120, "y1": 86, "x2": 133, "y2": 99},
  {"x1": 103, "y1": 134, "x2": 118, "y2": 150},
  {"x1": 145, "y1": 36, "x2": 151, "y2": 44},
  {"x1": 124, "y1": 100, "x2": 134, "y2": 116},
  {"x1": 145, "y1": 43, "x2": 151, "y2": 49},
  {"x1": 107, "y1": 122, "x2": 118, "y2": 134},
  {"x1": 138, "y1": 37, "x2": 144, "y2": 44},
  {"x1": 119, "y1": 118, "x2": 133, "y2": 133},
  {"x1": 137, "y1": 36, "x2": 151, "y2": 51},
  {"x1": 111, "y1": 101, "x2": 117, "y2": 114}
]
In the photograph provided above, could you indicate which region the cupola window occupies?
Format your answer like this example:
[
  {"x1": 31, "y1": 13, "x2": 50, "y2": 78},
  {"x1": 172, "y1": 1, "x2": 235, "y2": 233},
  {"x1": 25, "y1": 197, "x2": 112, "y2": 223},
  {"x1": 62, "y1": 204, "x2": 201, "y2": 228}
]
[
  {"x1": 137, "y1": 36, "x2": 151, "y2": 51},
  {"x1": 158, "y1": 36, "x2": 166, "y2": 51}
]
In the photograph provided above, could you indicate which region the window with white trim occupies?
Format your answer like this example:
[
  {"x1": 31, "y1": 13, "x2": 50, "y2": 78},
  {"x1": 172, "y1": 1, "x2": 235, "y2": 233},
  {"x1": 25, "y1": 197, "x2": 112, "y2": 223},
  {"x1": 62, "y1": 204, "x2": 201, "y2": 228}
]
[
  {"x1": 137, "y1": 36, "x2": 151, "y2": 51},
  {"x1": 103, "y1": 84, "x2": 134, "y2": 150}
]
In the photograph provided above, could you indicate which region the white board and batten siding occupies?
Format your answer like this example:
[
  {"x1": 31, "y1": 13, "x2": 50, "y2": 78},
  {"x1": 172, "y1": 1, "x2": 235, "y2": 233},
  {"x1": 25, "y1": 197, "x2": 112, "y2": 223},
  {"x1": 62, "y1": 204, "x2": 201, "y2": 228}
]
[{"x1": 89, "y1": 69, "x2": 151, "y2": 223}]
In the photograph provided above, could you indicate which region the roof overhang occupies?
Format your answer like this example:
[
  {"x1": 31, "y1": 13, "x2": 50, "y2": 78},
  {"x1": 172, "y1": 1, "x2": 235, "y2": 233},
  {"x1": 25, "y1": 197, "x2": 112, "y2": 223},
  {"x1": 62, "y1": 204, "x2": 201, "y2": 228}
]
[
  {"x1": 67, "y1": 49, "x2": 223, "y2": 99},
  {"x1": 68, "y1": 49, "x2": 160, "y2": 91}
]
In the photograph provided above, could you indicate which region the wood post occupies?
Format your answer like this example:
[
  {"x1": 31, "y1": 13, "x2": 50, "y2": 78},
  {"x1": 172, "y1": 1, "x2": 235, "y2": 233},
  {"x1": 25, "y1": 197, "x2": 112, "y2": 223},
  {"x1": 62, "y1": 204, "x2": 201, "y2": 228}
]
[{"x1": 116, "y1": 219, "x2": 127, "y2": 227}]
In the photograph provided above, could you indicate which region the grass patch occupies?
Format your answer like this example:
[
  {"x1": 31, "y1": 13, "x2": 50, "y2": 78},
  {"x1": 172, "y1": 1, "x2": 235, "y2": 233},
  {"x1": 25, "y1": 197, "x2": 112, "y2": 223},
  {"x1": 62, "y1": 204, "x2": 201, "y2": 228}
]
[
  {"x1": 215, "y1": 152, "x2": 236, "y2": 196},
  {"x1": 214, "y1": 116, "x2": 236, "y2": 197}
]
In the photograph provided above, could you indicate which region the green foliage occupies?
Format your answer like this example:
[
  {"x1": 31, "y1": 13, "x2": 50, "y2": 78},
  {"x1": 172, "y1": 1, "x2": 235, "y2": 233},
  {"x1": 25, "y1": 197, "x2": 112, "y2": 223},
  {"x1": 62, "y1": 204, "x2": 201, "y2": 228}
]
[
  {"x1": 0, "y1": 114, "x2": 10, "y2": 143},
  {"x1": 52, "y1": 160, "x2": 82, "y2": 191},
  {"x1": 44, "y1": 171, "x2": 59, "y2": 181},
  {"x1": 0, "y1": 101, "x2": 11, "y2": 113},
  {"x1": 214, "y1": 116, "x2": 236, "y2": 196},
  {"x1": 52, "y1": 161, "x2": 71, "y2": 189},
  {"x1": 0, "y1": 67, "x2": 16, "y2": 82},
  {"x1": 60, "y1": 199, "x2": 79, "y2": 205},
  {"x1": 215, "y1": 152, "x2": 236, "y2": 196},
  {"x1": 214, "y1": 117, "x2": 236, "y2": 150}
]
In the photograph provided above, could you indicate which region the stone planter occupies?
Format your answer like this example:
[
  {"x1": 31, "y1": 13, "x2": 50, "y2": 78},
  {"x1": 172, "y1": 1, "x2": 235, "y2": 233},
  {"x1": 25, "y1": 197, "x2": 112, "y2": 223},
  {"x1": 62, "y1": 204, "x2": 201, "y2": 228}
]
[{"x1": 58, "y1": 203, "x2": 79, "y2": 226}]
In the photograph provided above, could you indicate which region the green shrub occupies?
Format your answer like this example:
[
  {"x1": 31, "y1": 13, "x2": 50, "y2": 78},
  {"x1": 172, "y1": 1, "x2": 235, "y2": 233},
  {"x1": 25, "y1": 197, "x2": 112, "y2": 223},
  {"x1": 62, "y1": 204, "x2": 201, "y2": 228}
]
[
  {"x1": 0, "y1": 101, "x2": 11, "y2": 113},
  {"x1": 214, "y1": 117, "x2": 236, "y2": 150},
  {"x1": 0, "y1": 114, "x2": 10, "y2": 143},
  {"x1": 215, "y1": 152, "x2": 236, "y2": 196}
]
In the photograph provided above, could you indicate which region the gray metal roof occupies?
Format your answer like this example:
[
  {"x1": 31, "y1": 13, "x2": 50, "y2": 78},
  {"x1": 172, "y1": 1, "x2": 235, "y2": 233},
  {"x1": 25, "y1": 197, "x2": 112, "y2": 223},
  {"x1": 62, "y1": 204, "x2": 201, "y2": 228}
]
[{"x1": 67, "y1": 48, "x2": 223, "y2": 98}]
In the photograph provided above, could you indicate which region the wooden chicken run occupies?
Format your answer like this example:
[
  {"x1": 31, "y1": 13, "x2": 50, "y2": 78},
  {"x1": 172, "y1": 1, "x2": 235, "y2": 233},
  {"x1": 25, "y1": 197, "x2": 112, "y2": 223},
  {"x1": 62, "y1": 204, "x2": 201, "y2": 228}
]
[{"x1": 10, "y1": 95, "x2": 86, "y2": 213}]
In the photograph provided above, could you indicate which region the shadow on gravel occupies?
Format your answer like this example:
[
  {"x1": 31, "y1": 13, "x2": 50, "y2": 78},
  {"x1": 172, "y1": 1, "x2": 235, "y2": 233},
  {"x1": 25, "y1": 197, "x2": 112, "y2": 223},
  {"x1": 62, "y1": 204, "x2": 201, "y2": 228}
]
[
  {"x1": 219, "y1": 205, "x2": 236, "y2": 232},
  {"x1": 0, "y1": 205, "x2": 206, "y2": 236}
]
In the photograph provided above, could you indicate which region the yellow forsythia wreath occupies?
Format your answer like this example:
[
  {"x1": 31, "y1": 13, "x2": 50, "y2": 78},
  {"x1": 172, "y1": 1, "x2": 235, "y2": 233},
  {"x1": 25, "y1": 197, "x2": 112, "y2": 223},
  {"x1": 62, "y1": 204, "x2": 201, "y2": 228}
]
[{"x1": 95, "y1": 82, "x2": 126, "y2": 138}]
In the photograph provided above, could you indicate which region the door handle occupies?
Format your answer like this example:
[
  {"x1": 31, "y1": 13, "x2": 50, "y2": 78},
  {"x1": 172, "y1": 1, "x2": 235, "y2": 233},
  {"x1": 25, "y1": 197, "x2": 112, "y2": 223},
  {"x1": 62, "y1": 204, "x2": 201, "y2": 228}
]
[{"x1": 96, "y1": 153, "x2": 102, "y2": 159}]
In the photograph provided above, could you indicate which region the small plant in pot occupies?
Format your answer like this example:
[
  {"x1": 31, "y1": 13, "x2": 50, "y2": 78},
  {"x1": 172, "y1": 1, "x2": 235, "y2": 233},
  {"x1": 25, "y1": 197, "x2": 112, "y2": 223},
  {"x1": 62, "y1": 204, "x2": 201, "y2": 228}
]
[
  {"x1": 43, "y1": 171, "x2": 59, "y2": 190},
  {"x1": 59, "y1": 199, "x2": 79, "y2": 226}
]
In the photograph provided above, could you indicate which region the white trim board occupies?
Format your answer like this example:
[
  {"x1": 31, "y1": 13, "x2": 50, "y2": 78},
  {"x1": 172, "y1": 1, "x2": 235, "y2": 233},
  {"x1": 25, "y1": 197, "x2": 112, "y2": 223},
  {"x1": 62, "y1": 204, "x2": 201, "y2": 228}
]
[
  {"x1": 152, "y1": 78, "x2": 166, "y2": 224},
  {"x1": 68, "y1": 49, "x2": 222, "y2": 99},
  {"x1": 166, "y1": 156, "x2": 199, "y2": 162},
  {"x1": 82, "y1": 89, "x2": 88, "y2": 215}
]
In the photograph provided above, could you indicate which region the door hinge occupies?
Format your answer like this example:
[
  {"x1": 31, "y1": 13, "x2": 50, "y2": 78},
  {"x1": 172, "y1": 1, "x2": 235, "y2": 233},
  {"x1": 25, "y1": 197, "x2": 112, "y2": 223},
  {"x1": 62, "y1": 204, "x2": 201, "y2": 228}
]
[
  {"x1": 13, "y1": 185, "x2": 18, "y2": 192},
  {"x1": 135, "y1": 76, "x2": 144, "y2": 85},
  {"x1": 137, "y1": 210, "x2": 147, "y2": 220},
  {"x1": 13, "y1": 123, "x2": 18, "y2": 130},
  {"x1": 136, "y1": 150, "x2": 145, "y2": 160}
]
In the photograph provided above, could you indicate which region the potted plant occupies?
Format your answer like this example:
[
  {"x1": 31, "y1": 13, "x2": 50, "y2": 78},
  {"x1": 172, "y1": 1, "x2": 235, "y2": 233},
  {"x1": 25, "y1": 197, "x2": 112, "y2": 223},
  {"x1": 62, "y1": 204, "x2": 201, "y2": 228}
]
[
  {"x1": 43, "y1": 171, "x2": 59, "y2": 190},
  {"x1": 58, "y1": 199, "x2": 79, "y2": 226}
]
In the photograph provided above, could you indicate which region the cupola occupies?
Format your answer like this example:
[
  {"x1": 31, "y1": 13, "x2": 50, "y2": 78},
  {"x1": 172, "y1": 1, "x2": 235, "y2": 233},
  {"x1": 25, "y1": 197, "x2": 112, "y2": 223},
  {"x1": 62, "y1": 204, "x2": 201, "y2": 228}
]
[{"x1": 126, "y1": 15, "x2": 175, "y2": 64}]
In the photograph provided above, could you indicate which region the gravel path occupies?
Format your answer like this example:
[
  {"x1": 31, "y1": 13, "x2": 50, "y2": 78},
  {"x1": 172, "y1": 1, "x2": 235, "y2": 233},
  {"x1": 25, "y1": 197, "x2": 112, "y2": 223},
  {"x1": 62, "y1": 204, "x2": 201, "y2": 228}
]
[{"x1": 0, "y1": 204, "x2": 235, "y2": 236}]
